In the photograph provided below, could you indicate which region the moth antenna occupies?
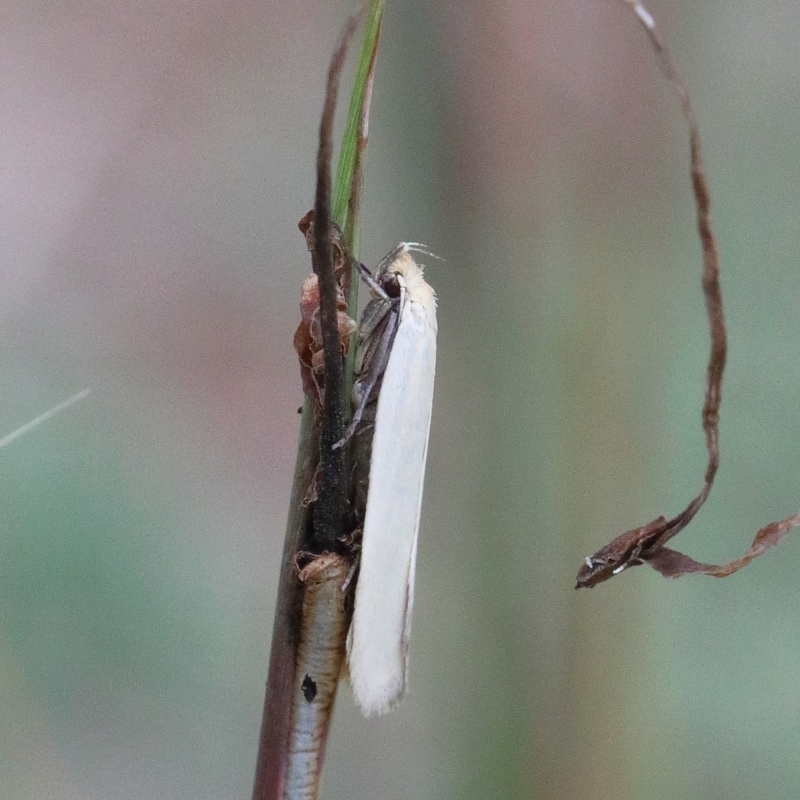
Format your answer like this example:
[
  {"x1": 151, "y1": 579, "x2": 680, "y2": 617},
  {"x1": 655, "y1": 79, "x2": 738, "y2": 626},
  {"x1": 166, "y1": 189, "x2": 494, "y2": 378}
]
[{"x1": 401, "y1": 243, "x2": 444, "y2": 261}]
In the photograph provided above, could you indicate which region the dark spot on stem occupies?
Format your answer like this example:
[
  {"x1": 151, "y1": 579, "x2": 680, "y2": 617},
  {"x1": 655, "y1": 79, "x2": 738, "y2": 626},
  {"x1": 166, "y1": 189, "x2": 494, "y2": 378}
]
[{"x1": 301, "y1": 674, "x2": 318, "y2": 703}]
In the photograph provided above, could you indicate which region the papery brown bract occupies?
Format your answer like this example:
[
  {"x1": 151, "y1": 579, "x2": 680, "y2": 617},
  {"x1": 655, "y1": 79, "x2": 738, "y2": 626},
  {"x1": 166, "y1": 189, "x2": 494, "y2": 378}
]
[{"x1": 294, "y1": 210, "x2": 357, "y2": 406}]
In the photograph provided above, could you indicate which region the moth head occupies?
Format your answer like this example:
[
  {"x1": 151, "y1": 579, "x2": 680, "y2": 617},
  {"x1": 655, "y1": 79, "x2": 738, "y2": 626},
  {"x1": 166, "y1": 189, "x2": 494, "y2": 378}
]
[
  {"x1": 380, "y1": 269, "x2": 403, "y2": 299},
  {"x1": 380, "y1": 246, "x2": 436, "y2": 321}
]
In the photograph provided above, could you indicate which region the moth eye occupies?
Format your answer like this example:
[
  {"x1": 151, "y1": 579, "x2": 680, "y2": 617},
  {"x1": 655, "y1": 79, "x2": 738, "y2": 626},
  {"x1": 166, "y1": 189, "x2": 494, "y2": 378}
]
[{"x1": 381, "y1": 273, "x2": 402, "y2": 298}]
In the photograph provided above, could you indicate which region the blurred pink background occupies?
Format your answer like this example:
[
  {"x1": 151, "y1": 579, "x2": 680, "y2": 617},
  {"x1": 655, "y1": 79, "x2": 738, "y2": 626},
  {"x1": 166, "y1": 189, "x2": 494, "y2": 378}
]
[{"x1": 3, "y1": 2, "x2": 800, "y2": 799}]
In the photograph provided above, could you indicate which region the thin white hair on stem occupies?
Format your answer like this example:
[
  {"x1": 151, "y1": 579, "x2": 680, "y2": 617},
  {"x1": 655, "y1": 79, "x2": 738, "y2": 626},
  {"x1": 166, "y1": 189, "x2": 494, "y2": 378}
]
[
  {"x1": 625, "y1": 0, "x2": 655, "y2": 31},
  {"x1": 0, "y1": 389, "x2": 90, "y2": 450}
]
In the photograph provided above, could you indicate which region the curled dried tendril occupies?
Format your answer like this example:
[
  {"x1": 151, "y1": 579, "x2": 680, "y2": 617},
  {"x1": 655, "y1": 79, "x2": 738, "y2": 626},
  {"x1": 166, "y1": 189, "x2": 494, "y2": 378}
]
[{"x1": 576, "y1": 1, "x2": 800, "y2": 589}]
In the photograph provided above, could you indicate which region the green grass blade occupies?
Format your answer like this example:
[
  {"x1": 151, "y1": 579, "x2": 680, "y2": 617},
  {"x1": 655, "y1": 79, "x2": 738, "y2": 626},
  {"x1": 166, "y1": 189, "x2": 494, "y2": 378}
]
[{"x1": 332, "y1": 0, "x2": 385, "y2": 265}]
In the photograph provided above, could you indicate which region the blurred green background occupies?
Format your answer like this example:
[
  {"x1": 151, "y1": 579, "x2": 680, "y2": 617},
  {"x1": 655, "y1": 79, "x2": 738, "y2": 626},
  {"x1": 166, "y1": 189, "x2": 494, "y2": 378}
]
[{"x1": 2, "y1": 1, "x2": 800, "y2": 798}]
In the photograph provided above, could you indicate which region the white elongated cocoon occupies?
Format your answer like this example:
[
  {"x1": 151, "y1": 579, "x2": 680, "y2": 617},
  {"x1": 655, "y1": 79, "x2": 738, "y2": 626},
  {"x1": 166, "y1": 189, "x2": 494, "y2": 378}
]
[{"x1": 347, "y1": 247, "x2": 437, "y2": 716}]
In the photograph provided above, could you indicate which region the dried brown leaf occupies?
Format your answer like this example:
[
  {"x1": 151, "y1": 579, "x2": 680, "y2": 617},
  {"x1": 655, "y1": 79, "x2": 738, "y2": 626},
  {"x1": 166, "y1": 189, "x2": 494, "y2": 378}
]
[
  {"x1": 646, "y1": 512, "x2": 800, "y2": 579},
  {"x1": 577, "y1": 2, "x2": 799, "y2": 589}
]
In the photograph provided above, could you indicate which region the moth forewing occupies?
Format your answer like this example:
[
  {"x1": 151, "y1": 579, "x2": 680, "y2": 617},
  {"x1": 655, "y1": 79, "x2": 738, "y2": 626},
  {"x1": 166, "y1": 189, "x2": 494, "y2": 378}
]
[{"x1": 347, "y1": 245, "x2": 437, "y2": 716}]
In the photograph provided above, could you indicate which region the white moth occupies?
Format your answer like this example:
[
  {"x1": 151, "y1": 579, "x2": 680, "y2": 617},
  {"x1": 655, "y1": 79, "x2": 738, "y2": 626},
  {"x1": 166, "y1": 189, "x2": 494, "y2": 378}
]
[{"x1": 344, "y1": 243, "x2": 437, "y2": 716}]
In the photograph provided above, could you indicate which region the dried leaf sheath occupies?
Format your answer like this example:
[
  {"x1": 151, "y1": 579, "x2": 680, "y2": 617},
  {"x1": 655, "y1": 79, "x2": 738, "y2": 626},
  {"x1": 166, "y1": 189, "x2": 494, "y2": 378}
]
[
  {"x1": 576, "y1": 1, "x2": 800, "y2": 588},
  {"x1": 311, "y1": 9, "x2": 365, "y2": 553}
]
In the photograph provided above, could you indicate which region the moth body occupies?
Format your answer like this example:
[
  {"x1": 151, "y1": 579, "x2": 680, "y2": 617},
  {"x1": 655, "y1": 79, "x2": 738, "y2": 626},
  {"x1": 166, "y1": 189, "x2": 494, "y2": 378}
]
[{"x1": 346, "y1": 244, "x2": 437, "y2": 716}]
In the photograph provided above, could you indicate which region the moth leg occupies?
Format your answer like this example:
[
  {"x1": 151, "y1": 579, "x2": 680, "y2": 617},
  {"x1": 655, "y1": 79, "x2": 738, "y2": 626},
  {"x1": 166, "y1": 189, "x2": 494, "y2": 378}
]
[
  {"x1": 355, "y1": 293, "x2": 398, "y2": 348},
  {"x1": 353, "y1": 260, "x2": 390, "y2": 299},
  {"x1": 333, "y1": 303, "x2": 400, "y2": 449},
  {"x1": 341, "y1": 549, "x2": 361, "y2": 593}
]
